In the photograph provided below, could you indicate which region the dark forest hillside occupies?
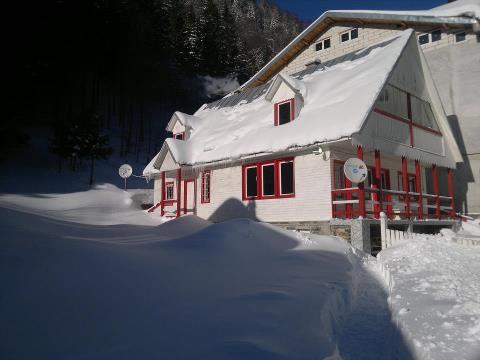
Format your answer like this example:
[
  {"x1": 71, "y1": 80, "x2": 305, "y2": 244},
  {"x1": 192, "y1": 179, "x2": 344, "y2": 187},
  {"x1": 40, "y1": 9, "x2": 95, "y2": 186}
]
[{"x1": 4, "y1": 0, "x2": 304, "y2": 170}]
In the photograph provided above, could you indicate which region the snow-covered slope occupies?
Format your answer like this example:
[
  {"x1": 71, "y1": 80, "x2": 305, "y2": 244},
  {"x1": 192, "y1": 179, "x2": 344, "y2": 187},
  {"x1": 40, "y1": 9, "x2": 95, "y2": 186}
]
[
  {"x1": 377, "y1": 226, "x2": 480, "y2": 360},
  {"x1": 0, "y1": 189, "x2": 377, "y2": 359}
]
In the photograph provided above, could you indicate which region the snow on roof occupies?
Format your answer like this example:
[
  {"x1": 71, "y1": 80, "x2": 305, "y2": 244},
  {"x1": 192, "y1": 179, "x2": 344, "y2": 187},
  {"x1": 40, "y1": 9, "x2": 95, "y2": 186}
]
[
  {"x1": 265, "y1": 72, "x2": 307, "y2": 102},
  {"x1": 342, "y1": 0, "x2": 480, "y2": 19},
  {"x1": 143, "y1": 151, "x2": 162, "y2": 178},
  {"x1": 240, "y1": 0, "x2": 479, "y2": 91},
  {"x1": 148, "y1": 30, "x2": 413, "y2": 170},
  {"x1": 166, "y1": 111, "x2": 203, "y2": 132}
]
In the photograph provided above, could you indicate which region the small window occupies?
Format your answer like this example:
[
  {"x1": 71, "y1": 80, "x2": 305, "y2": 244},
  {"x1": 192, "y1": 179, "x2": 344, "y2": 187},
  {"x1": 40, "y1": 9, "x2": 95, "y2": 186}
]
[
  {"x1": 418, "y1": 34, "x2": 429, "y2": 45},
  {"x1": 431, "y1": 30, "x2": 441, "y2": 42},
  {"x1": 174, "y1": 132, "x2": 184, "y2": 140},
  {"x1": 262, "y1": 164, "x2": 275, "y2": 196},
  {"x1": 280, "y1": 161, "x2": 294, "y2": 195},
  {"x1": 165, "y1": 182, "x2": 174, "y2": 200},
  {"x1": 351, "y1": 28, "x2": 358, "y2": 39},
  {"x1": 275, "y1": 99, "x2": 294, "y2": 126},
  {"x1": 341, "y1": 29, "x2": 358, "y2": 43},
  {"x1": 455, "y1": 32, "x2": 466, "y2": 43},
  {"x1": 315, "y1": 38, "x2": 331, "y2": 52},
  {"x1": 246, "y1": 166, "x2": 257, "y2": 198},
  {"x1": 201, "y1": 171, "x2": 211, "y2": 203}
]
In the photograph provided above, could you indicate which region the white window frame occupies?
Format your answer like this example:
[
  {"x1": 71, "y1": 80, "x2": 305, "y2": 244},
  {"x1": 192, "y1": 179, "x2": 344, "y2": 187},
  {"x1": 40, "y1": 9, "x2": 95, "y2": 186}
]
[
  {"x1": 201, "y1": 171, "x2": 211, "y2": 203},
  {"x1": 315, "y1": 37, "x2": 331, "y2": 51},
  {"x1": 340, "y1": 28, "x2": 358, "y2": 43},
  {"x1": 418, "y1": 29, "x2": 442, "y2": 45},
  {"x1": 165, "y1": 182, "x2": 174, "y2": 200},
  {"x1": 279, "y1": 160, "x2": 294, "y2": 196}
]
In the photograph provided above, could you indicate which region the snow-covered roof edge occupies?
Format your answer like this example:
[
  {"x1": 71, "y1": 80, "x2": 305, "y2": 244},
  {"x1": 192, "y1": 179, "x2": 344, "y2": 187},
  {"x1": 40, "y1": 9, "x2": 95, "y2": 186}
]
[
  {"x1": 165, "y1": 111, "x2": 202, "y2": 132},
  {"x1": 239, "y1": 3, "x2": 479, "y2": 91}
]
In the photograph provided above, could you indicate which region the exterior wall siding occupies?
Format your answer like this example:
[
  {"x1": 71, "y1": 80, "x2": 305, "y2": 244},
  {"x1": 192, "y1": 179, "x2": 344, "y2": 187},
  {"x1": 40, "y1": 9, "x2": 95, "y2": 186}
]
[{"x1": 195, "y1": 153, "x2": 332, "y2": 222}]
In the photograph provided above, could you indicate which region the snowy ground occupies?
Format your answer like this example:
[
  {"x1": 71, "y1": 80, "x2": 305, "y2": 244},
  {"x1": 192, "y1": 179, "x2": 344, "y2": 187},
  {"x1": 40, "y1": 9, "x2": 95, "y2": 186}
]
[
  {"x1": 1, "y1": 184, "x2": 479, "y2": 359},
  {"x1": 377, "y1": 222, "x2": 480, "y2": 360}
]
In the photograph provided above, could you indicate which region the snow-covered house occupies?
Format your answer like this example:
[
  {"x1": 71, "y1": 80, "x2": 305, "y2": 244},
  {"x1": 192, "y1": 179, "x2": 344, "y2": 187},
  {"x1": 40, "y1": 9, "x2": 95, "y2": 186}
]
[
  {"x1": 144, "y1": 29, "x2": 464, "y2": 252},
  {"x1": 241, "y1": 0, "x2": 480, "y2": 218}
]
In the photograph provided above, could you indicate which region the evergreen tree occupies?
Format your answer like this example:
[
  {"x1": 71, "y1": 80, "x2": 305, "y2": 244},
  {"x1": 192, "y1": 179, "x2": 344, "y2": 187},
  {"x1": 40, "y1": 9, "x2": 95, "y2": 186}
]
[{"x1": 76, "y1": 113, "x2": 113, "y2": 185}]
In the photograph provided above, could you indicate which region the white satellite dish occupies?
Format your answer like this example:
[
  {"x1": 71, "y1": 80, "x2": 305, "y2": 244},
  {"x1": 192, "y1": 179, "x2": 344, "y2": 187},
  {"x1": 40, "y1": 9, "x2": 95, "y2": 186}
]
[
  {"x1": 119, "y1": 164, "x2": 133, "y2": 179},
  {"x1": 344, "y1": 158, "x2": 368, "y2": 183}
]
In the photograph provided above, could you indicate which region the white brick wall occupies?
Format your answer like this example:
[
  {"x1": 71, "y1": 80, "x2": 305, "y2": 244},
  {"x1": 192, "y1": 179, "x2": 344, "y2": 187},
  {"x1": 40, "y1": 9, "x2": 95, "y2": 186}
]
[
  {"x1": 282, "y1": 22, "x2": 476, "y2": 76},
  {"x1": 195, "y1": 153, "x2": 332, "y2": 222},
  {"x1": 283, "y1": 23, "x2": 400, "y2": 75}
]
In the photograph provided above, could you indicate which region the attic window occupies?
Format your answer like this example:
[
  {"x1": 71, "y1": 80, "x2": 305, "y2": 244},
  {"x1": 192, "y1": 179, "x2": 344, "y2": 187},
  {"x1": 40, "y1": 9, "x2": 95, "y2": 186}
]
[
  {"x1": 455, "y1": 32, "x2": 466, "y2": 43},
  {"x1": 341, "y1": 28, "x2": 358, "y2": 43},
  {"x1": 418, "y1": 30, "x2": 442, "y2": 45},
  {"x1": 173, "y1": 132, "x2": 185, "y2": 140},
  {"x1": 275, "y1": 99, "x2": 294, "y2": 126},
  {"x1": 315, "y1": 38, "x2": 331, "y2": 51}
]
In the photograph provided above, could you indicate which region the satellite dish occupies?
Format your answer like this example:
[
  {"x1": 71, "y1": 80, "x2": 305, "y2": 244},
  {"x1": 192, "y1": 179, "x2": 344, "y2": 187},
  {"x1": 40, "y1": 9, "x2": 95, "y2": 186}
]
[
  {"x1": 344, "y1": 158, "x2": 368, "y2": 183},
  {"x1": 119, "y1": 164, "x2": 133, "y2": 179}
]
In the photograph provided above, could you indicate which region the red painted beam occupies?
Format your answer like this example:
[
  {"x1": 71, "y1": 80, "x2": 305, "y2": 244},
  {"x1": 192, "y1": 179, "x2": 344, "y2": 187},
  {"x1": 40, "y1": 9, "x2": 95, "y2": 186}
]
[
  {"x1": 161, "y1": 171, "x2": 165, "y2": 216},
  {"x1": 357, "y1": 146, "x2": 366, "y2": 218},
  {"x1": 432, "y1": 165, "x2": 440, "y2": 219},
  {"x1": 415, "y1": 160, "x2": 423, "y2": 219},
  {"x1": 373, "y1": 150, "x2": 383, "y2": 219},
  {"x1": 447, "y1": 168, "x2": 455, "y2": 219},
  {"x1": 176, "y1": 168, "x2": 181, "y2": 218},
  {"x1": 402, "y1": 157, "x2": 410, "y2": 219}
]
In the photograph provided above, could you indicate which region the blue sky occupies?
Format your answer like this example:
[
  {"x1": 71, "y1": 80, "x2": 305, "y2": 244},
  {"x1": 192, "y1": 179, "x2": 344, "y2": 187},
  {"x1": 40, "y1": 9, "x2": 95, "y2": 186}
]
[{"x1": 273, "y1": 0, "x2": 447, "y2": 22}]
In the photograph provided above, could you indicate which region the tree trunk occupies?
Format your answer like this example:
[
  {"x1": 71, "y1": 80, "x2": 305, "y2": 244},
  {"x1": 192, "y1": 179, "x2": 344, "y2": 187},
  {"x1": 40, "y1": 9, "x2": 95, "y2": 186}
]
[{"x1": 89, "y1": 157, "x2": 95, "y2": 186}]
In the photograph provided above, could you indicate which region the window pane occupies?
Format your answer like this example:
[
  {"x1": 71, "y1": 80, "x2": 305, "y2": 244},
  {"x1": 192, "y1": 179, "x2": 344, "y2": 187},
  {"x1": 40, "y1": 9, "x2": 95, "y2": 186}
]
[
  {"x1": 418, "y1": 34, "x2": 429, "y2": 45},
  {"x1": 280, "y1": 162, "x2": 294, "y2": 195},
  {"x1": 351, "y1": 28, "x2": 358, "y2": 39},
  {"x1": 202, "y1": 172, "x2": 210, "y2": 202},
  {"x1": 410, "y1": 96, "x2": 439, "y2": 131},
  {"x1": 324, "y1": 38, "x2": 331, "y2": 49},
  {"x1": 262, "y1": 164, "x2": 275, "y2": 196},
  {"x1": 246, "y1": 167, "x2": 257, "y2": 197},
  {"x1": 376, "y1": 84, "x2": 408, "y2": 119},
  {"x1": 334, "y1": 163, "x2": 345, "y2": 189},
  {"x1": 431, "y1": 30, "x2": 441, "y2": 42},
  {"x1": 455, "y1": 32, "x2": 466, "y2": 42},
  {"x1": 315, "y1": 42, "x2": 322, "y2": 51},
  {"x1": 341, "y1": 32, "x2": 349, "y2": 42},
  {"x1": 278, "y1": 102, "x2": 291, "y2": 125}
]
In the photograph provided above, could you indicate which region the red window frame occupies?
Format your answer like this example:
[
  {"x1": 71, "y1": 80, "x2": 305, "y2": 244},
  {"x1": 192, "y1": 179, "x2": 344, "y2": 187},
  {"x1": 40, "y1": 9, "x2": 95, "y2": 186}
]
[
  {"x1": 242, "y1": 158, "x2": 295, "y2": 200},
  {"x1": 173, "y1": 132, "x2": 185, "y2": 140},
  {"x1": 274, "y1": 98, "x2": 295, "y2": 126},
  {"x1": 201, "y1": 170, "x2": 211, "y2": 204},
  {"x1": 165, "y1": 181, "x2": 175, "y2": 201}
]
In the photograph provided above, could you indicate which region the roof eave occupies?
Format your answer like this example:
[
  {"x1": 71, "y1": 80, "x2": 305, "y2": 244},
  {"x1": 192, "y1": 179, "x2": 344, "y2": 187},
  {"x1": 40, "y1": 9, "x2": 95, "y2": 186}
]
[{"x1": 239, "y1": 10, "x2": 476, "y2": 91}]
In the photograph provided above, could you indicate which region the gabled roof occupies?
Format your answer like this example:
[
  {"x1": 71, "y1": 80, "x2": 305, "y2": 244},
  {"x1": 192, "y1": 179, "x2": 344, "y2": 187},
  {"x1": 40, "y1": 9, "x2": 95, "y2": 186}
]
[
  {"x1": 166, "y1": 111, "x2": 202, "y2": 132},
  {"x1": 240, "y1": 0, "x2": 480, "y2": 90},
  {"x1": 144, "y1": 30, "x2": 414, "y2": 173},
  {"x1": 264, "y1": 73, "x2": 305, "y2": 102}
]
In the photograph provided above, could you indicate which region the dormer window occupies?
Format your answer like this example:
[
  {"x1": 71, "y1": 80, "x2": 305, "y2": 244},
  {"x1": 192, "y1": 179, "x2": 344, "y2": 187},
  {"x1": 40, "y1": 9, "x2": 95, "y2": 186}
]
[
  {"x1": 173, "y1": 132, "x2": 185, "y2": 140},
  {"x1": 274, "y1": 99, "x2": 295, "y2": 126}
]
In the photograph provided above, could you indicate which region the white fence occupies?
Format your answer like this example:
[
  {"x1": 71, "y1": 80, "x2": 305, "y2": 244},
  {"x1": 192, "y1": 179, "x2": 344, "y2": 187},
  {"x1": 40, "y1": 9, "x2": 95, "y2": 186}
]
[{"x1": 380, "y1": 212, "x2": 417, "y2": 249}]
